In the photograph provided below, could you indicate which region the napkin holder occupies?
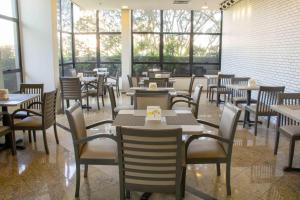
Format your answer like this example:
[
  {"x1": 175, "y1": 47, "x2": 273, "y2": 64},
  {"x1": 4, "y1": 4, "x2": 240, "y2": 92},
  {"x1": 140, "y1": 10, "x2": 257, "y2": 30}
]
[
  {"x1": 148, "y1": 82, "x2": 157, "y2": 90},
  {"x1": 0, "y1": 89, "x2": 9, "y2": 100},
  {"x1": 146, "y1": 106, "x2": 162, "y2": 121},
  {"x1": 248, "y1": 79, "x2": 257, "y2": 87}
]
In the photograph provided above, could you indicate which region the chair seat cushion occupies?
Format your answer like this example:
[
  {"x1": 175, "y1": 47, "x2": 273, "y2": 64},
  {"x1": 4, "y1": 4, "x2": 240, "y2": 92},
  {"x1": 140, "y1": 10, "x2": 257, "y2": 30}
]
[
  {"x1": 114, "y1": 105, "x2": 134, "y2": 113},
  {"x1": 0, "y1": 126, "x2": 11, "y2": 136},
  {"x1": 279, "y1": 126, "x2": 300, "y2": 138},
  {"x1": 14, "y1": 116, "x2": 42, "y2": 129},
  {"x1": 187, "y1": 139, "x2": 227, "y2": 162},
  {"x1": 13, "y1": 109, "x2": 41, "y2": 119},
  {"x1": 80, "y1": 138, "x2": 117, "y2": 162}
]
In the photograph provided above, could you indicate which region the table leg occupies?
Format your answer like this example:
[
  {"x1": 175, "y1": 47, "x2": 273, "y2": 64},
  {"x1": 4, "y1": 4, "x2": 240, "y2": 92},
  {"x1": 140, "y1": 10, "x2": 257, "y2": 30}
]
[{"x1": 0, "y1": 106, "x2": 12, "y2": 150}]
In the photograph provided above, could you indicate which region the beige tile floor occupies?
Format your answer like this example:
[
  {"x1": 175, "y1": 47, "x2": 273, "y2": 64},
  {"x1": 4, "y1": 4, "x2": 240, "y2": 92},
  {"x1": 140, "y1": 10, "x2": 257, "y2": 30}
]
[{"x1": 1, "y1": 93, "x2": 300, "y2": 200}]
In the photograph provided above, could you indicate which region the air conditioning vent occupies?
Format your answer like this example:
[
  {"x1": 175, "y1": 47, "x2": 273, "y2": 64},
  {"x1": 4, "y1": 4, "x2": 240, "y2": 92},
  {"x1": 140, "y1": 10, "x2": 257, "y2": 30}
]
[{"x1": 173, "y1": 0, "x2": 190, "y2": 4}]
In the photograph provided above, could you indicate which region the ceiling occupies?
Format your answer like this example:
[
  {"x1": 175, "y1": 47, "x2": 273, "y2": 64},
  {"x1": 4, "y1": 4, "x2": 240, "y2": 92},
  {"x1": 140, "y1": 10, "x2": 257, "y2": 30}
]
[{"x1": 72, "y1": 0, "x2": 224, "y2": 10}]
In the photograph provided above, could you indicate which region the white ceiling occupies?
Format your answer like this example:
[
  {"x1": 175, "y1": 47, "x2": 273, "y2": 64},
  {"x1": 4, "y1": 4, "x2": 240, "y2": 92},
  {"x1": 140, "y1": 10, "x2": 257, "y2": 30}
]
[{"x1": 72, "y1": 0, "x2": 224, "y2": 10}]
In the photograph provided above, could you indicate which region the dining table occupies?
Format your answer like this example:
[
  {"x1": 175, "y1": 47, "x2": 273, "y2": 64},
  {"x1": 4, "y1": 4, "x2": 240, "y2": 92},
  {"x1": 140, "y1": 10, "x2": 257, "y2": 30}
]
[
  {"x1": 138, "y1": 77, "x2": 176, "y2": 87},
  {"x1": 0, "y1": 93, "x2": 39, "y2": 151},
  {"x1": 126, "y1": 87, "x2": 177, "y2": 97}
]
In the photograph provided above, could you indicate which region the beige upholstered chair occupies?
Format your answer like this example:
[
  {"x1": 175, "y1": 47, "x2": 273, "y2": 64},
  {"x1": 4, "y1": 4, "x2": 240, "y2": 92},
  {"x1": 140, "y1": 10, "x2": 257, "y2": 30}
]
[
  {"x1": 274, "y1": 93, "x2": 300, "y2": 171},
  {"x1": 230, "y1": 77, "x2": 253, "y2": 105},
  {"x1": 117, "y1": 127, "x2": 184, "y2": 200},
  {"x1": 212, "y1": 74, "x2": 235, "y2": 106},
  {"x1": 107, "y1": 85, "x2": 133, "y2": 119},
  {"x1": 176, "y1": 75, "x2": 196, "y2": 97},
  {"x1": 184, "y1": 103, "x2": 241, "y2": 196},
  {"x1": 134, "y1": 90, "x2": 170, "y2": 110},
  {"x1": 66, "y1": 102, "x2": 118, "y2": 197},
  {"x1": 243, "y1": 86, "x2": 285, "y2": 136},
  {"x1": 12, "y1": 90, "x2": 59, "y2": 154},
  {"x1": 85, "y1": 74, "x2": 105, "y2": 110},
  {"x1": 0, "y1": 112, "x2": 16, "y2": 155},
  {"x1": 60, "y1": 77, "x2": 86, "y2": 113},
  {"x1": 171, "y1": 85, "x2": 203, "y2": 118},
  {"x1": 207, "y1": 76, "x2": 218, "y2": 99}
]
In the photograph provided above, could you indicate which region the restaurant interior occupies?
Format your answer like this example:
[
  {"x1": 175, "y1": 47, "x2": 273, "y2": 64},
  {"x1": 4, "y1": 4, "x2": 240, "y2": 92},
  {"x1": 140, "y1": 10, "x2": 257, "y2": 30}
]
[{"x1": 0, "y1": 0, "x2": 300, "y2": 199}]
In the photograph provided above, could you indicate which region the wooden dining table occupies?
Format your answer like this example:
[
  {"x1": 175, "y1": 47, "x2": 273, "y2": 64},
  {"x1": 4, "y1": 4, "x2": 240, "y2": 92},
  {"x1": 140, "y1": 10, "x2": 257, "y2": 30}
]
[
  {"x1": 138, "y1": 77, "x2": 176, "y2": 86},
  {"x1": 0, "y1": 94, "x2": 39, "y2": 150},
  {"x1": 126, "y1": 87, "x2": 177, "y2": 97}
]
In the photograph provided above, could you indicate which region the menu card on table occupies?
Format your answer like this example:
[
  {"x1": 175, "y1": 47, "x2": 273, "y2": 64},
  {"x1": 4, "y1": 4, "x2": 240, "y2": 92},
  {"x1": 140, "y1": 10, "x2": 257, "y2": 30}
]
[
  {"x1": 148, "y1": 82, "x2": 158, "y2": 90},
  {"x1": 0, "y1": 89, "x2": 9, "y2": 100},
  {"x1": 146, "y1": 106, "x2": 162, "y2": 121}
]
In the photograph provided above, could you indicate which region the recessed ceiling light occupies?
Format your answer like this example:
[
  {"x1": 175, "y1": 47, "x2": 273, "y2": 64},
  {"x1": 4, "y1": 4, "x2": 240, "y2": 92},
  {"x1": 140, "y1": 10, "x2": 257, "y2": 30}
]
[
  {"x1": 121, "y1": 5, "x2": 128, "y2": 9},
  {"x1": 202, "y1": 2, "x2": 208, "y2": 9}
]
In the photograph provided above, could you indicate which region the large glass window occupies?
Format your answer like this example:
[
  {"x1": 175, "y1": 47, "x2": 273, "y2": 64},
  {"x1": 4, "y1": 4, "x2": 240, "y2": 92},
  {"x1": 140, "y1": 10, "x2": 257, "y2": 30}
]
[
  {"x1": 0, "y1": 0, "x2": 22, "y2": 92},
  {"x1": 132, "y1": 10, "x2": 222, "y2": 76}
]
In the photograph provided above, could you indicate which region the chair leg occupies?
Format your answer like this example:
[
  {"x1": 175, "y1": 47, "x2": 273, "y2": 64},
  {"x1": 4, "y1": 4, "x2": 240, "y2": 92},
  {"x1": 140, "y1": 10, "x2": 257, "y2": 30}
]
[
  {"x1": 181, "y1": 167, "x2": 186, "y2": 198},
  {"x1": 86, "y1": 96, "x2": 89, "y2": 111},
  {"x1": 288, "y1": 138, "x2": 296, "y2": 168},
  {"x1": 226, "y1": 162, "x2": 231, "y2": 196},
  {"x1": 97, "y1": 96, "x2": 100, "y2": 110},
  {"x1": 61, "y1": 98, "x2": 65, "y2": 114},
  {"x1": 54, "y1": 124, "x2": 59, "y2": 144},
  {"x1": 33, "y1": 130, "x2": 37, "y2": 142},
  {"x1": 125, "y1": 190, "x2": 131, "y2": 199},
  {"x1": 42, "y1": 129, "x2": 49, "y2": 154},
  {"x1": 254, "y1": 115, "x2": 258, "y2": 136},
  {"x1": 102, "y1": 95, "x2": 105, "y2": 106},
  {"x1": 75, "y1": 163, "x2": 80, "y2": 197},
  {"x1": 206, "y1": 87, "x2": 209, "y2": 98},
  {"x1": 274, "y1": 129, "x2": 280, "y2": 155},
  {"x1": 84, "y1": 164, "x2": 88, "y2": 178},
  {"x1": 11, "y1": 131, "x2": 17, "y2": 155},
  {"x1": 217, "y1": 93, "x2": 220, "y2": 107},
  {"x1": 66, "y1": 100, "x2": 70, "y2": 108},
  {"x1": 267, "y1": 116, "x2": 271, "y2": 128},
  {"x1": 217, "y1": 163, "x2": 221, "y2": 176},
  {"x1": 28, "y1": 131, "x2": 32, "y2": 143},
  {"x1": 243, "y1": 110, "x2": 247, "y2": 128}
]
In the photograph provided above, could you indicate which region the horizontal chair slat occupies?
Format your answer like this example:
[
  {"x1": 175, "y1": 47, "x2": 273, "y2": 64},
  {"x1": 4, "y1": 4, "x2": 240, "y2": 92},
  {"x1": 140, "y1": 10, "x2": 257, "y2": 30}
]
[
  {"x1": 125, "y1": 164, "x2": 176, "y2": 171},
  {"x1": 124, "y1": 150, "x2": 176, "y2": 157},
  {"x1": 125, "y1": 175, "x2": 175, "y2": 181},
  {"x1": 124, "y1": 157, "x2": 176, "y2": 164},
  {"x1": 125, "y1": 171, "x2": 176, "y2": 178},
  {"x1": 123, "y1": 135, "x2": 177, "y2": 142},
  {"x1": 125, "y1": 179, "x2": 175, "y2": 186},
  {"x1": 124, "y1": 143, "x2": 177, "y2": 149}
]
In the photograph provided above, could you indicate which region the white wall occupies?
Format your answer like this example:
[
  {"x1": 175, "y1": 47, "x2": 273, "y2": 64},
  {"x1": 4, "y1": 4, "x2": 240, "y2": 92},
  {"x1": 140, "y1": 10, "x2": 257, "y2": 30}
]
[
  {"x1": 19, "y1": 0, "x2": 59, "y2": 92},
  {"x1": 121, "y1": 9, "x2": 131, "y2": 91},
  {"x1": 221, "y1": 0, "x2": 300, "y2": 92}
]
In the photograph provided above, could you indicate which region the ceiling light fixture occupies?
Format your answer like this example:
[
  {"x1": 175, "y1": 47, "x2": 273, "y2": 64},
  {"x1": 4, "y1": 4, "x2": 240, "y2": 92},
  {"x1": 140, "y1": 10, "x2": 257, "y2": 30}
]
[
  {"x1": 220, "y1": 0, "x2": 241, "y2": 10},
  {"x1": 121, "y1": 5, "x2": 129, "y2": 9},
  {"x1": 202, "y1": 2, "x2": 208, "y2": 9}
]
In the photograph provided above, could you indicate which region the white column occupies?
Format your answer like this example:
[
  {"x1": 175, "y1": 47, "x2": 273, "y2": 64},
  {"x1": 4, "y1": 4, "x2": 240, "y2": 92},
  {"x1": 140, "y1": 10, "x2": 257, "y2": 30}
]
[
  {"x1": 121, "y1": 9, "x2": 131, "y2": 91},
  {"x1": 19, "y1": 0, "x2": 59, "y2": 92}
]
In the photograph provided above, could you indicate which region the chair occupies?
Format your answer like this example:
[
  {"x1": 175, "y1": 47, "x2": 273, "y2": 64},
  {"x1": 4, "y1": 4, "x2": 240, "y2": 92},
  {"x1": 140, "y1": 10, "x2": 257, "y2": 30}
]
[
  {"x1": 12, "y1": 90, "x2": 59, "y2": 154},
  {"x1": 212, "y1": 74, "x2": 235, "y2": 106},
  {"x1": 230, "y1": 77, "x2": 256, "y2": 106},
  {"x1": 144, "y1": 78, "x2": 169, "y2": 88},
  {"x1": 83, "y1": 71, "x2": 97, "y2": 77},
  {"x1": 85, "y1": 75, "x2": 105, "y2": 110},
  {"x1": 66, "y1": 102, "x2": 117, "y2": 197},
  {"x1": 107, "y1": 69, "x2": 120, "y2": 97},
  {"x1": 207, "y1": 76, "x2": 218, "y2": 100},
  {"x1": 60, "y1": 77, "x2": 86, "y2": 113},
  {"x1": 175, "y1": 75, "x2": 196, "y2": 97},
  {"x1": 243, "y1": 86, "x2": 285, "y2": 136},
  {"x1": 117, "y1": 127, "x2": 184, "y2": 200},
  {"x1": 134, "y1": 90, "x2": 170, "y2": 110},
  {"x1": 0, "y1": 112, "x2": 16, "y2": 155},
  {"x1": 64, "y1": 68, "x2": 77, "y2": 77},
  {"x1": 171, "y1": 85, "x2": 203, "y2": 118},
  {"x1": 184, "y1": 103, "x2": 241, "y2": 195},
  {"x1": 127, "y1": 75, "x2": 134, "y2": 105},
  {"x1": 274, "y1": 93, "x2": 300, "y2": 170},
  {"x1": 107, "y1": 85, "x2": 133, "y2": 119}
]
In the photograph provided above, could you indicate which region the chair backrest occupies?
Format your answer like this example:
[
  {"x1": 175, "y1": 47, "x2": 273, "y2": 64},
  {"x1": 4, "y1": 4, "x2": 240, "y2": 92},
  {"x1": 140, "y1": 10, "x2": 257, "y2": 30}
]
[
  {"x1": 257, "y1": 86, "x2": 285, "y2": 114},
  {"x1": 20, "y1": 83, "x2": 44, "y2": 109},
  {"x1": 66, "y1": 102, "x2": 87, "y2": 158},
  {"x1": 278, "y1": 93, "x2": 300, "y2": 126},
  {"x1": 218, "y1": 103, "x2": 241, "y2": 155},
  {"x1": 42, "y1": 90, "x2": 57, "y2": 129},
  {"x1": 188, "y1": 74, "x2": 196, "y2": 95},
  {"x1": 144, "y1": 78, "x2": 169, "y2": 88},
  {"x1": 134, "y1": 90, "x2": 170, "y2": 110},
  {"x1": 231, "y1": 77, "x2": 250, "y2": 97},
  {"x1": 83, "y1": 71, "x2": 97, "y2": 77},
  {"x1": 127, "y1": 75, "x2": 133, "y2": 88},
  {"x1": 60, "y1": 77, "x2": 82, "y2": 101},
  {"x1": 107, "y1": 85, "x2": 117, "y2": 119},
  {"x1": 218, "y1": 74, "x2": 235, "y2": 87},
  {"x1": 64, "y1": 68, "x2": 77, "y2": 77},
  {"x1": 96, "y1": 74, "x2": 105, "y2": 95},
  {"x1": 117, "y1": 127, "x2": 183, "y2": 194},
  {"x1": 191, "y1": 85, "x2": 203, "y2": 118}
]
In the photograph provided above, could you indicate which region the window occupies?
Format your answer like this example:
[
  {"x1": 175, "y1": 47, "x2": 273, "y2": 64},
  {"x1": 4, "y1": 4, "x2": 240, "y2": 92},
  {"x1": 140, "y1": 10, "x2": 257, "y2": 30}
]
[
  {"x1": 132, "y1": 10, "x2": 222, "y2": 76},
  {"x1": 0, "y1": 0, "x2": 22, "y2": 92}
]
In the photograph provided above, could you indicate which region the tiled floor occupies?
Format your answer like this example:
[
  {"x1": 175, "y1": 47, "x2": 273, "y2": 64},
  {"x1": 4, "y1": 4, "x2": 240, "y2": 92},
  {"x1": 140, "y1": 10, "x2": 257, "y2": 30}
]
[{"x1": 1, "y1": 93, "x2": 300, "y2": 200}]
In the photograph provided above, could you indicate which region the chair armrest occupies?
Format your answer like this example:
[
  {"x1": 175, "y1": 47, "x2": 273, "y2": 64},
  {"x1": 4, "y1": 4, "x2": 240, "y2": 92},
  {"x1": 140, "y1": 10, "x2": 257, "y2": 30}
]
[
  {"x1": 171, "y1": 100, "x2": 196, "y2": 108},
  {"x1": 186, "y1": 134, "x2": 231, "y2": 150},
  {"x1": 27, "y1": 102, "x2": 42, "y2": 109},
  {"x1": 196, "y1": 119, "x2": 219, "y2": 129},
  {"x1": 75, "y1": 133, "x2": 117, "y2": 144},
  {"x1": 11, "y1": 109, "x2": 42, "y2": 118},
  {"x1": 86, "y1": 120, "x2": 114, "y2": 129}
]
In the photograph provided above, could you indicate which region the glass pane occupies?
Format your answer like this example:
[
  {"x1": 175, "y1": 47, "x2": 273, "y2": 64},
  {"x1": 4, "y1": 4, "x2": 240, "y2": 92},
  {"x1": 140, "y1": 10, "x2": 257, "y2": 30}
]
[
  {"x1": 62, "y1": 33, "x2": 72, "y2": 63},
  {"x1": 193, "y1": 35, "x2": 220, "y2": 63},
  {"x1": 75, "y1": 63, "x2": 96, "y2": 72},
  {"x1": 57, "y1": 32, "x2": 61, "y2": 64},
  {"x1": 0, "y1": 0, "x2": 17, "y2": 18},
  {"x1": 100, "y1": 34, "x2": 121, "y2": 62},
  {"x1": 163, "y1": 34, "x2": 190, "y2": 62},
  {"x1": 132, "y1": 10, "x2": 160, "y2": 32},
  {"x1": 132, "y1": 64, "x2": 160, "y2": 76},
  {"x1": 75, "y1": 34, "x2": 96, "y2": 62},
  {"x1": 61, "y1": 0, "x2": 72, "y2": 32},
  {"x1": 57, "y1": 0, "x2": 61, "y2": 31},
  {"x1": 133, "y1": 34, "x2": 160, "y2": 62},
  {"x1": 73, "y1": 6, "x2": 97, "y2": 33},
  {"x1": 0, "y1": 19, "x2": 19, "y2": 70},
  {"x1": 0, "y1": 71, "x2": 21, "y2": 93},
  {"x1": 192, "y1": 64, "x2": 220, "y2": 76},
  {"x1": 61, "y1": 64, "x2": 74, "y2": 76},
  {"x1": 163, "y1": 10, "x2": 191, "y2": 32},
  {"x1": 163, "y1": 64, "x2": 190, "y2": 77},
  {"x1": 99, "y1": 10, "x2": 121, "y2": 32},
  {"x1": 193, "y1": 11, "x2": 221, "y2": 33},
  {"x1": 100, "y1": 63, "x2": 121, "y2": 77}
]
